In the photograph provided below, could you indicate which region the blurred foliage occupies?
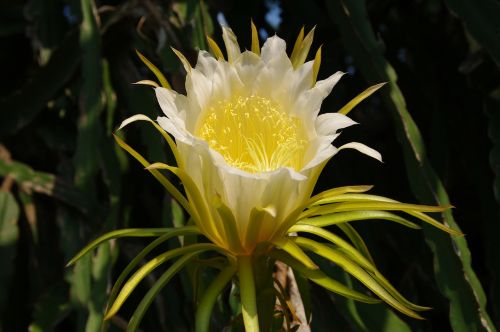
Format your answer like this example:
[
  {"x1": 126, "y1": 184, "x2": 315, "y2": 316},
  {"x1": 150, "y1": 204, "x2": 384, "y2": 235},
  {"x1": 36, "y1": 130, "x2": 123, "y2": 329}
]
[{"x1": 0, "y1": 0, "x2": 499, "y2": 331}]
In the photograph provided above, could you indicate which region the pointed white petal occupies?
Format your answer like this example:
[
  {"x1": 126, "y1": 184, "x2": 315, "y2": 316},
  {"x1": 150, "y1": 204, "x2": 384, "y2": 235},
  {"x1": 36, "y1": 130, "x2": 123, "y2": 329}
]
[
  {"x1": 195, "y1": 50, "x2": 219, "y2": 77},
  {"x1": 261, "y1": 35, "x2": 287, "y2": 63},
  {"x1": 315, "y1": 71, "x2": 345, "y2": 98},
  {"x1": 222, "y1": 26, "x2": 240, "y2": 62},
  {"x1": 338, "y1": 142, "x2": 383, "y2": 162},
  {"x1": 185, "y1": 69, "x2": 213, "y2": 114},
  {"x1": 118, "y1": 114, "x2": 154, "y2": 130},
  {"x1": 316, "y1": 113, "x2": 358, "y2": 136},
  {"x1": 155, "y1": 87, "x2": 182, "y2": 119}
]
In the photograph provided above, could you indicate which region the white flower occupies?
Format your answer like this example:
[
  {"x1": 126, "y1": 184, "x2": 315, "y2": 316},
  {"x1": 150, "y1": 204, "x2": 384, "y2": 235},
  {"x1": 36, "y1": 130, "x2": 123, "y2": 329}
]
[{"x1": 153, "y1": 27, "x2": 381, "y2": 254}]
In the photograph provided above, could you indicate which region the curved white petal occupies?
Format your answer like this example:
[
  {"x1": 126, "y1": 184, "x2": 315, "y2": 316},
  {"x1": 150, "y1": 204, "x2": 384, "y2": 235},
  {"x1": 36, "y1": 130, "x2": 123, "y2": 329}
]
[
  {"x1": 301, "y1": 136, "x2": 337, "y2": 172},
  {"x1": 316, "y1": 112, "x2": 358, "y2": 136},
  {"x1": 338, "y1": 142, "x2": 383, "y2": 162},
  {"x1": 315, "y1": 71, "x2": 345, "y2": 97}
]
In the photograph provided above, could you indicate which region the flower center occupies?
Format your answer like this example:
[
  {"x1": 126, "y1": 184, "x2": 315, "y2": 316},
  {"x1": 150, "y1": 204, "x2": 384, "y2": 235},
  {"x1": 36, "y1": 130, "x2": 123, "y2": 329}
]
[{"x1": 196, "y1": 95, "x2": 307, "y2": 173}]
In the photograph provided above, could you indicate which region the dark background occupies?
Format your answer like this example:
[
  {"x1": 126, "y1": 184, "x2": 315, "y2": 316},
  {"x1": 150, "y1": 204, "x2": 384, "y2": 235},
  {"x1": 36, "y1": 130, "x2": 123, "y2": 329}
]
[{"x1": 0, "y1": 0, "x2": 499, "y2": 331}]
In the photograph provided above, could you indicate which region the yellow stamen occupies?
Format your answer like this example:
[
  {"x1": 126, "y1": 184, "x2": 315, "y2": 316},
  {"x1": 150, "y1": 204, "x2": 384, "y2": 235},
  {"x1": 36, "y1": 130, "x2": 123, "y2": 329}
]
[{"x1": 196, "y1": 95, "x2": 307, "y2": 173}]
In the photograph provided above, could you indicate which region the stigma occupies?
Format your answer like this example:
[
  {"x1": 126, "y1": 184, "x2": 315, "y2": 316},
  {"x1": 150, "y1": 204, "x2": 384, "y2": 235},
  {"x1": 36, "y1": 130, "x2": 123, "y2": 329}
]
[{"x1": 196, "y1": 95, "x2": 307, "y2": 173}]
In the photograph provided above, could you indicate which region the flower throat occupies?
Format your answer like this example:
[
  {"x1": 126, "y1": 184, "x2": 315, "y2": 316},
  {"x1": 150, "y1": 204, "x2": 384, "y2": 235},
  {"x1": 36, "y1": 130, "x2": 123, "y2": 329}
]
[{"x1": 196, "y1": 95, "x2": 307, "y2": 173}]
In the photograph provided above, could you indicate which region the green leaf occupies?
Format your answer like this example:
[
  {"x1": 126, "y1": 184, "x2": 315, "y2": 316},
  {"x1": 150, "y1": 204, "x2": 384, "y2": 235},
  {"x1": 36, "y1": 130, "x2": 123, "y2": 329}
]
[
  {"x1": 0, "y1": 191, "x2": 19, "y2": 313},
  {"x1": 0, "y1": 30, "x2": 80, "y2": 138},
  {"x1": 327, "y1": 1, "x2": 496, "y2": 329},
  {"x1": 102, "y1": 59, "x2": 117, "y2": 135},
  {"x1": 28, "y1": 287, "x2": 70, "y2": 332},
  {"x1": 444, "y1": 0, "x2": 500, "y2": 65},
  {"x1": 188, "y1": 0, "x2": 213, "y2": 50},
  {"x1": 485, "y1": 91, "x2": 500, "y2": 322},
  {"x1": 0, "y1": 192, "x2": 20, "y2": 246},
  {"x1": 0, "y1": 156, "x2": 93, "y2": 214}
]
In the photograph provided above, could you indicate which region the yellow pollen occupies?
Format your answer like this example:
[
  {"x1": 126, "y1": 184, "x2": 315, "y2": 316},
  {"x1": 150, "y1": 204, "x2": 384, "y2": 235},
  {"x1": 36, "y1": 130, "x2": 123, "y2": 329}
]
[{"x1": 196, "y1": 95, "x2": 307, "y2": 173}]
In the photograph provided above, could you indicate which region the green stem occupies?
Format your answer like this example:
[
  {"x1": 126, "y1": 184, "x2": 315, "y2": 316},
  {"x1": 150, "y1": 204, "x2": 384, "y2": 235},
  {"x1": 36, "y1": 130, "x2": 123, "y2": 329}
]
[
  {"x1": 238, "y1": 255, "x2": 260, "y2": 332},
  {"x1": 195, "y1": 264, "x2": 237, "y2": 332}
]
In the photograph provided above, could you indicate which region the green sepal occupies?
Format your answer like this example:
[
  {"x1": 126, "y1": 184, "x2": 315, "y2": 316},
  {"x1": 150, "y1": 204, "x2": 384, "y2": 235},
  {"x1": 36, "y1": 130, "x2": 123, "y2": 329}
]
[
  {"x1": 290, "y1": 26, "x2": 315, "y2": 69},
  {"x1": 338, "y1": 83, "x2": 386, "y2": 115},
  {"x1": 269, "y1": 250, "x2": 379, "y2": 304},
  {"x1": 298, "y1": 210, "x2": 420, "y2": 229},
  {"x1": 135, "y1": 49, "x2": 171, "y2": 89},
  {"x1": 195, "y1": 264, "x2": 237, "y2": 332},
  {"x1": 213, "y1": 194, "x2": 243, "y2": 253},
  {"x1": 295, "y1": 237, "x2": 425, "y2": 319},
  {"x1": 336, "y1": 223, "x2": 375, "y2": 265},
  {"x1": 289, "y1": 224, "x2": 375, "y2": 272},
  {"x1": 307, "y1": 193, "x2": 461, "y2": 236},
  {"x1": 301, "y1": 201, "x2": 450, "y2": 219},
  {"x1": 105, "y1": 243, "x2": 225, "y2": 319},
  {"x1": 127, "y1": 253, "x2": 200, "y2": 332},
  {"x1": 113, "y1": 133, "x2": 192, "y2": 216},
  {"x1": 272, "y1": 237, "x2": 318, "y2": 270},
  {"x1": 66, "y1": 226, "x2": 200, "y2": 267},
  {"x1": 103, "y1": 227, "x2": 201, "y2": 321}
]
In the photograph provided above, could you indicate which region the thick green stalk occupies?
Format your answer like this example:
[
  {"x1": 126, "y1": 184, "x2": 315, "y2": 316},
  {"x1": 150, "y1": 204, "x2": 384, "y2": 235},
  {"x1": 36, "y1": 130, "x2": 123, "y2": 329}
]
[{"x1": 238, "y1": 255, "x2": 260, "y2": 332}]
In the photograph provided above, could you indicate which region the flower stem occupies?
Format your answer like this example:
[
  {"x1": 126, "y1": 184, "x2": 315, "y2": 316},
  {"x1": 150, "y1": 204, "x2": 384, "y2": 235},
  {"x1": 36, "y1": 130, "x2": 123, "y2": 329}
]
[{"x1": 238, "y1": 255, "x2": 260, "y2": 332}]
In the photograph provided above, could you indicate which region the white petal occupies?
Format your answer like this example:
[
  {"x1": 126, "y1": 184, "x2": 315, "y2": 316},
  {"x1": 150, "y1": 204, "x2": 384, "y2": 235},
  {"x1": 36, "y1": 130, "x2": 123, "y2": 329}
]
[
  {"x1": 233, "y1": 51, "x2": 263, "y2": 90},
  {"x1": 279, "y1": 61, "x2": 314, "y2": 111},
  {"x1": 185, "y1": 69, "x2": 212, "y2": 116},
  {"x1": 210, "y1": 61, "x2": 244, "y2": 100},
  {"x1": 314, "y1": 71, "x2": 345, "y2": 98},
  {"x1": 316, "y1": 113, "x2": 358, "y2": 136},
  {"x1": 293, "y1": 71, "x2": 346, "y2": 121},
  {"x1": 261, "y1": 35, "x2": 287, "y2": 63},
  {"x1": 155, "y1": 87, "x2": 182, "y2": 119},
  {"x1": 118, "y1": 114, "x2": 155, "y2": 130},
  {"x1": 157, "y1": 116, "x2": 190, "y2": 143},
  {"x1": 301, "y1": 136, "x2": 337, "y2": 171},
  {"x1": 195, "y1": 50, "x2": 219, "y2": 77},
  {"x1": 337, "y1": 142, "x2": 383, "y2": 162},
  {"x1": 222, "y1": 26, "x2": 240, "y2": 62}
]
